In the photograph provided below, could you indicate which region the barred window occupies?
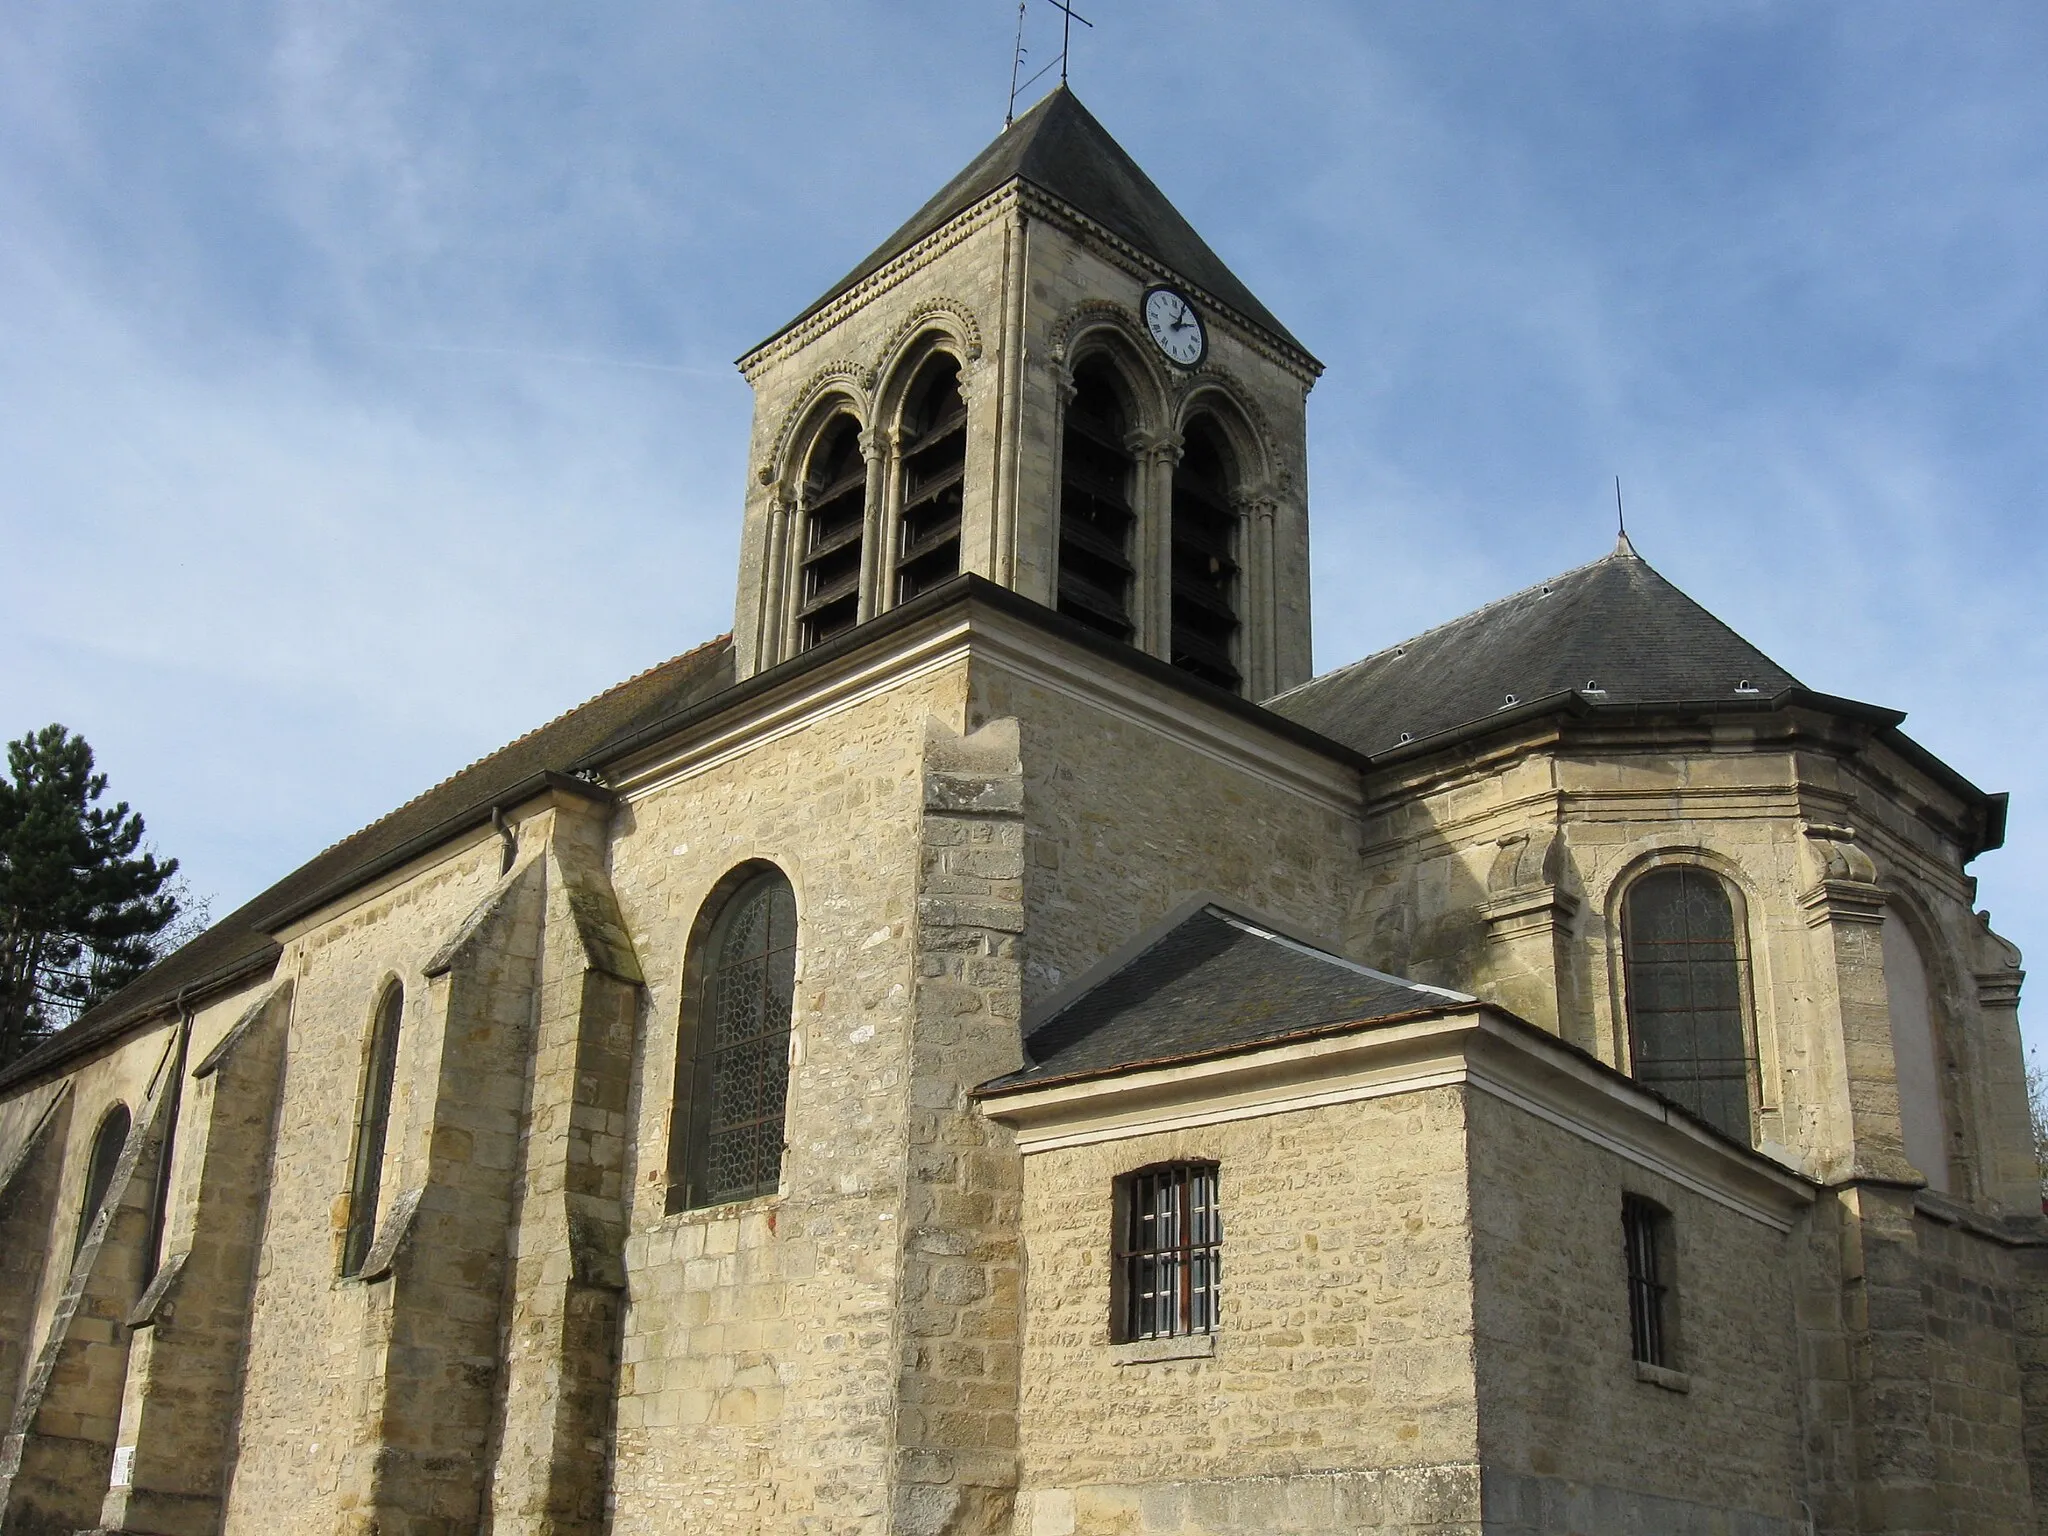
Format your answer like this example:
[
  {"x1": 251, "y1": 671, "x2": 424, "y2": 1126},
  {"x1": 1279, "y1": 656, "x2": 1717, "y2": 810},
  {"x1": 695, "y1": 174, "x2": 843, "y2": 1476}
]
[
  {"x1": 672, "y1": 869, "x2": 798, "y2": 1211},
  {"x1": 1622, "y1": 1194, "x2": 1674, "y2": 1368},
  {"x1": 341, "y1": 982, "x2": 403, "y2": 1277},
  {"x1": 1115, "y1": 1162, "x2": 1221, "y2": 1341},
  {"x1": 75, "y1": 1104, "x2": 131, "y2": 1258},
  {"x1": 1622, "y1": 866, "x2": 1755, "y2": 1142}
]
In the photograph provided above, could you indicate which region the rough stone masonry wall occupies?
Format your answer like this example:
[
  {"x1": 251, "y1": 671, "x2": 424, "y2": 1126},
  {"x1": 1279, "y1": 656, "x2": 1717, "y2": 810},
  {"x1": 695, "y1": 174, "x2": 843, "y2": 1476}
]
[
  {"x1": 1915, "y1": 1214, "x2": 2034, "y2": 1532},
  {"x1": 604, "y1": 663, "x2": 972, "y2": 1535},
  {"x1": 1011, "y1": 1090, "x2": 1482, "y2": 1536},
  {"x1": 971, "y1": 659, "x2": 1357, "y2": 1012},
  {"x1": 218, "y1": 833, "x2": 512, "y2": 1534},
  {"x1": 1463, "y1": 1086, "x2": 1804, "y2": 1534}
]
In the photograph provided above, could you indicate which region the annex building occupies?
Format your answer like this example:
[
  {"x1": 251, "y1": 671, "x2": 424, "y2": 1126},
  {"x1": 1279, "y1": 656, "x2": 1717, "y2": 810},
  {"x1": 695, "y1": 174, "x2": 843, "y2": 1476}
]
[{"x1": 0, "y1": 86, "x2": 2041, "y2": 1536}]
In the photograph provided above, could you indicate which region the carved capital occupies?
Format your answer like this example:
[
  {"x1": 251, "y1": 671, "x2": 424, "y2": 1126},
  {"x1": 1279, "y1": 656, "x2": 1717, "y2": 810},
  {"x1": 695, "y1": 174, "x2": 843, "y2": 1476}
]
[{"x1": 1128, "y1": 430, "x2": 1182, "y2": 466}]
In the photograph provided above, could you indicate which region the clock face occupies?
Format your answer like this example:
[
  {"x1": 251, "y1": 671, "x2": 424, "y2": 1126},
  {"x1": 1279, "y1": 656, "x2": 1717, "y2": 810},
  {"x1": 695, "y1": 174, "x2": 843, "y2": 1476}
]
[{"x1": 1143, "y1": 286, "x2": 1207, "y2": 366}]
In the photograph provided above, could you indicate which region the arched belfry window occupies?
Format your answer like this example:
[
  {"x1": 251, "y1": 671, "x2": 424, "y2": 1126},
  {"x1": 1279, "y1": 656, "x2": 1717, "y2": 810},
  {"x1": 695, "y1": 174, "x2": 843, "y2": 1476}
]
[
  {"x1": 341, "y1": 981, "x2": 404, "y2": 1277},
  {"x1": 797, "y1": 413, "x2": 868, "y2": 651},
  {"x1": 1169, "y1": 416, "x2": 1241, "y2": 693},
  {"x1": 75, "y1": 1104, "x2": 131, "y2": 1258},
  {"x1": 896, "y1": 354, "x2": 967, "y2": 602},
  {"x1": 1622, "y1": 867, "x2": 1755, "y2": 1142},
  {"x1": 670, "y1": 868, "x2": 799, "y2": 1211},
  {"x1": 1057, "y1": 356, "x2": 1138, "y2": 641}
]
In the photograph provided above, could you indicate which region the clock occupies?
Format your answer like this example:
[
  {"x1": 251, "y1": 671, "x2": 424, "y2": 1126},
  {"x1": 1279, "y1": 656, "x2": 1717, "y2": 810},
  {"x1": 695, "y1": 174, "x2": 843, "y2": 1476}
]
[{"x1": 1143, "y1": 286, "x2": 1207, "y2": 366}]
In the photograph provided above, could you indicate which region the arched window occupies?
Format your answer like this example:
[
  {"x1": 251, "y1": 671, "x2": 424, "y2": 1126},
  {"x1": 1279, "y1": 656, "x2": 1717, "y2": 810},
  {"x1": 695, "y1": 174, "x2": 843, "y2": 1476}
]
[
  {"x1": 670, "y1": 869, "x2": 799, "y2": 1211},
  {"x1": 896, "y1": 354, "x2": 967, "y2": 603},
  {"x1": 797, "y1": 413, "x2": 868, "y2": 651},
  {"x1": 341, "y1": 981, "x2": 404, "y2": 1277},
  {"x1": 1057, "y1": 356, "x2": 1138, "y2": 641},
  {"x1": 1881, "y1": 913, "x2": 1952, "y2": 1192},
  {"x1": 1622, "y1": 867, "x2": 1754, "y2": 1142},
  {"x1": 75, "y1": 1104, "x2": 130, "y2": 1258},
  {"x1": 1169, "y1": 415, "x2": 1241, "y2": 693}
]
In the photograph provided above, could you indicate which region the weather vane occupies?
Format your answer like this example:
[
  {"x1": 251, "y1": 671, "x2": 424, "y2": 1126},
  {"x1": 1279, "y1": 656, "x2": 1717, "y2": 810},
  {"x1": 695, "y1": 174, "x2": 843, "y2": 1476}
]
[{"x1": 1006, "y1": 0, "x2": 1094, "y2": 127}]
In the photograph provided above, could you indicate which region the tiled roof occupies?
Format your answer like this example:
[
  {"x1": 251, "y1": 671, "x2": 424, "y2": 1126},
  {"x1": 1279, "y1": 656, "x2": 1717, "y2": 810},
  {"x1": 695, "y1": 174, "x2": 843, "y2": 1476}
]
[
  {"x1": 772, "y1": 86, "x2": 1307, "y2": 356},
  {"x1": 1267, "y1": 536, "x2": 1801, "y2": 756},
  {"x1": 0, "y1": 636, "x2": 737, "y2": 1093},
  {"x1": 986, "y1": 901, "x2": 1470, "y2": 1090}
]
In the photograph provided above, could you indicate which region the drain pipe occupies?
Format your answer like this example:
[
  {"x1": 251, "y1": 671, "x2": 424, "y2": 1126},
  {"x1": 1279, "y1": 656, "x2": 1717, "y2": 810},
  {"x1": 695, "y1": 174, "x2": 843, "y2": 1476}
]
[{"x1": 490, "y1": 807, "x2": 517, "y2": 875}]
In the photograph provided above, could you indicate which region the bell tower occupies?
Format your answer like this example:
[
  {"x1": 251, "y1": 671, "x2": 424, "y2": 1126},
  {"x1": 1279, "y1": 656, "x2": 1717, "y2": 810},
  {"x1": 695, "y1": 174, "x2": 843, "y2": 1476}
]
[{"x1": 731, "y1": 87, "x2": 1323, "y2": 698}]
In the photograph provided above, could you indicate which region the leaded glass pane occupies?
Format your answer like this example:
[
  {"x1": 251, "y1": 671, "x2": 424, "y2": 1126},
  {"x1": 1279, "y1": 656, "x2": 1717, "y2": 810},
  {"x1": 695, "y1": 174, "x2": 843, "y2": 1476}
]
[
  {"x1": 682, "y1": 872, "x2": 798, "y2": 1208},
  {"x1": 1624, "y1": 868, "x2": 1753, "y2": 1142}
]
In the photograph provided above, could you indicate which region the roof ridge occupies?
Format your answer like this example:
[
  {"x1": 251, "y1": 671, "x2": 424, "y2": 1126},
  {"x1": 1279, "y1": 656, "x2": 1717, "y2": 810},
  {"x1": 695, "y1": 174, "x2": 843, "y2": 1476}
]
[
  {"x1": 295, "y1": 634, "x2": 733, "y2": 866},
  {"x1": 1269, "y1": 545, "x2": 1624, "y2": 704}
]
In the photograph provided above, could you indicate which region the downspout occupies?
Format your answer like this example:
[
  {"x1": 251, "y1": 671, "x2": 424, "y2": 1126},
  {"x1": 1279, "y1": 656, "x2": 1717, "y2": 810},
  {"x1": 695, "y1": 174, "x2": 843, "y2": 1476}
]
[{"x1": 490, "y1": 807, "x2": 518, "y2": 876}]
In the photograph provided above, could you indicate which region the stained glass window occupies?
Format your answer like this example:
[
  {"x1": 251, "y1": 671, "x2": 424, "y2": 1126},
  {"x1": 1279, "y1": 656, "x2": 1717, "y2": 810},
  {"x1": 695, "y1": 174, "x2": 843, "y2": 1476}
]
[
  {"x1": 1623, "y1": 867, "x2": 1754, "y2": 1142},
  {"x1": 677, "y1": 870, "x2": 798, "y2": 1210}
]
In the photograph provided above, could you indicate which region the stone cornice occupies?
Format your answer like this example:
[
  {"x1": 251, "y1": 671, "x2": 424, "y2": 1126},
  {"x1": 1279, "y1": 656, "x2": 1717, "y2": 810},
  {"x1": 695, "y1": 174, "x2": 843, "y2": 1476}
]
[{"x1": 977, "y1": 1005, "x2": 1815, "y2": 1231}]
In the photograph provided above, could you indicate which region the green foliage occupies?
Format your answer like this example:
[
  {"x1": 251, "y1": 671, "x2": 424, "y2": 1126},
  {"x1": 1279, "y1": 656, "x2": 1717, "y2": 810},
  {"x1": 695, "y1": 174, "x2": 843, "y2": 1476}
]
[{"x1": 0, "y1": 725, "x2": 182, "y2": 1069}]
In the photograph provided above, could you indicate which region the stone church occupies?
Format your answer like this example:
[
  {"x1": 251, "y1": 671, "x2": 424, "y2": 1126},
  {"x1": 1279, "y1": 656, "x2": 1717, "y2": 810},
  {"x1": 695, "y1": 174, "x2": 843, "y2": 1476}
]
[{"x1": 0, "y1": 86, "x2": 2040, "y2": 1536}]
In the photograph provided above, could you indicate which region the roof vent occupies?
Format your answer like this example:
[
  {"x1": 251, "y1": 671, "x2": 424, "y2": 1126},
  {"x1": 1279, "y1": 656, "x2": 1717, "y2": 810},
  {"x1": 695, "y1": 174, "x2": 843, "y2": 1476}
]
[
  {"x1": 1735, "y1": 678, "x2": 1761, "y2": 695},
  {"x1": 1397, "y1": 732, "x2": 1414, "y2": 745},
  {"x1": 1501, "y1": 693, "x2": 1519, "y2": 708},
  {"x1": 1583, "y1": 680, "x2": 1606, "y2": 695},
  {"x1": 1540, "y1": 584, "x2": 1551, "y2": 596},
  {"x1": 1394, "y1": 645, "x2": 1407, "y2": 658}
]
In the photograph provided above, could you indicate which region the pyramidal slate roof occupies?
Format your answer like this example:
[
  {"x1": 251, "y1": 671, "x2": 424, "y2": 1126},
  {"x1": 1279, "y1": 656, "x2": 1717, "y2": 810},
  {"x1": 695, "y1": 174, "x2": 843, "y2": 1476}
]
[
  {"x1": 1268, "y1": 535, "x2": 1803, "y2": 757},
  {"x1": 779, "y1": 86, "x2": 1306, "y2": 355},
  {"x1": 985, "y1": 902, "x2": 1472, "y2": 1091}
]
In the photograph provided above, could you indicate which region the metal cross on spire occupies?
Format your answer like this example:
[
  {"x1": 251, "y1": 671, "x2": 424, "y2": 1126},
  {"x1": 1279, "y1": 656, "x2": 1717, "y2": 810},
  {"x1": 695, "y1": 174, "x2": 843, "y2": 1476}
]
[{"x1": 1005, "y1": 0, "x2": 1094, "y2": 127}]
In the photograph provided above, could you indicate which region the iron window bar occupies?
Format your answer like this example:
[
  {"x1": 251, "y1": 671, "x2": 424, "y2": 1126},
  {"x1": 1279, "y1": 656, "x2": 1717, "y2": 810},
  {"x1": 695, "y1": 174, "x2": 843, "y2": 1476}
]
[
  {"x1": 1622, "y1": 1194, "x2": 1671, "y2": 1368},
  {"x1": 1117, "y1": 1162, "x2": 1221, "y2": 1341}
]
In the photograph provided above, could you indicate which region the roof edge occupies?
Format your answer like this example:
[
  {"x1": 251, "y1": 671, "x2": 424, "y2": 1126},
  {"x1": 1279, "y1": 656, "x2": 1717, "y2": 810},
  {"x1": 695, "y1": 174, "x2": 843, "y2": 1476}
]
[{"x1": 0, "y1": 945, "x2": 281, "y2": 1097}]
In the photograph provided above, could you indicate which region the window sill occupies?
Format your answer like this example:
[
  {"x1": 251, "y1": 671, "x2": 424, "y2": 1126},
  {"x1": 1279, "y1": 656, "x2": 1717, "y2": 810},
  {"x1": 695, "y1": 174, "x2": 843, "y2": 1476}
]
[
  {"x1": 1112, "y1": 1333, "x2": 1217, "y2": 1366},
  {"x1": 1633, "y1": 1360, "x2": 1691, "y2": 1393}
]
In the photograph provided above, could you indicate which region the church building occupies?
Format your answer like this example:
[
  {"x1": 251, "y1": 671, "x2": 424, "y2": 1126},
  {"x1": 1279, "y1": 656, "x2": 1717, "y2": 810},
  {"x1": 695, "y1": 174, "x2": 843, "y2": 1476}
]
[{"x1": 1, "y1": 86, "x2": 2041, "y2": 1536}]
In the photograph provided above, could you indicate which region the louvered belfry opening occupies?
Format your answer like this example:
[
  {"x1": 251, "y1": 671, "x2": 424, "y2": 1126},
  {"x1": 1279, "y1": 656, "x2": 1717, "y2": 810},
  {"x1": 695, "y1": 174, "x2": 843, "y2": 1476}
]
[
  {"x1": 1170, "y1": 416, "x2": 1241, "y2": 692},
  {"x1": 896, "y1": 354, "x2": 968, "y2": 602},
  {"x1": 1057, "y1": 357, "x2": 1138, "y2": 640},
  {"x1": 797, "y1": 414, "x2": 868, "y2": 650}
]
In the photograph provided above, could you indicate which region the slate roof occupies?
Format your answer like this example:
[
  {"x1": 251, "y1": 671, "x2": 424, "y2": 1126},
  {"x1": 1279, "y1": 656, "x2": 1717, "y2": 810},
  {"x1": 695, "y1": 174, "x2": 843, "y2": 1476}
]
[
  {"x1": 986, "y1": 902, "x2": 1472, "y2": 1091},
  {"x1": 773, "y1": 86, "x2": 1308, "y2": 357},
  {"x1": 0, "y1": 636, "x2": 738, "y2": 1093},
  {"x1": 1267, "y1": 535, "x2": 1803, "y2": 757}
]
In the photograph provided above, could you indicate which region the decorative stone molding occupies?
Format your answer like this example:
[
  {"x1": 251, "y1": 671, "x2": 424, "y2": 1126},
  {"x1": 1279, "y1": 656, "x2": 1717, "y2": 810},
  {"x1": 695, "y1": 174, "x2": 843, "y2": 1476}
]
[
  {"x1": 873, "y1": 297, "x2": 984, "y2": 377},
  {"x1": 1049, "y1": 298, "x2": 1147, "y2": 366},
  {"x1": 1482, "y1": 831, "x2": 1580, "y2": 940},
  {"x1": 1797, "y1": 825, "x2": 1886, "y2": 926},
  {"x1": 760, "y1": 361, "x2": 875, "y2": 487},
  {"x1": 1176, "y1": 366, "x2": 1279, "y2": 484}
]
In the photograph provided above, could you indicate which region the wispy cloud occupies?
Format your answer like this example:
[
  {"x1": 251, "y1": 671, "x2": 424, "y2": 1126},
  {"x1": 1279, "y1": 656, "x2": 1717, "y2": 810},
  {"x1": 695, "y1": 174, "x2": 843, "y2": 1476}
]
[{"x1": 2, "y1": 1, "x2": 2044, "y2": 1045}]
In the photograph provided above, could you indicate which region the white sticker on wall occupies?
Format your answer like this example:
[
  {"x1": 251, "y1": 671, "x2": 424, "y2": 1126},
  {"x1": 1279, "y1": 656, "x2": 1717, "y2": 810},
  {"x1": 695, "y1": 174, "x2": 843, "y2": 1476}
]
[{"x1": 111, "y1": 1444, "x2": 136, "y2": 1486}]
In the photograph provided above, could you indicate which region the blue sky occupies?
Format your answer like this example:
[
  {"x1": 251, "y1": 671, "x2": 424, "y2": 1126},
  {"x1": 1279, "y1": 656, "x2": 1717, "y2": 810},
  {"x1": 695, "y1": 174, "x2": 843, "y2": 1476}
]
[{"x1": 3, "y1": 3, "x2": 2044, "y2": 1052}]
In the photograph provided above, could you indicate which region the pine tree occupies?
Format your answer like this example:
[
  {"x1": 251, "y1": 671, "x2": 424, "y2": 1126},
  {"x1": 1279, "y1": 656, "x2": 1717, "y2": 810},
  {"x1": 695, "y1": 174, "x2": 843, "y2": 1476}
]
[{"x1": 0, "y1": 725, "x2": 182, "y2": 1068}]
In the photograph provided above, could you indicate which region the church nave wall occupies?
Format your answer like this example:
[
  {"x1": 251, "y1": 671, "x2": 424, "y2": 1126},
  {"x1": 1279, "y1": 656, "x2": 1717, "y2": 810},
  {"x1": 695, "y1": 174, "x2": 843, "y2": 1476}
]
[{"x1": 604, "y1": 659, "x2": 1013, "y2": 1534}]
